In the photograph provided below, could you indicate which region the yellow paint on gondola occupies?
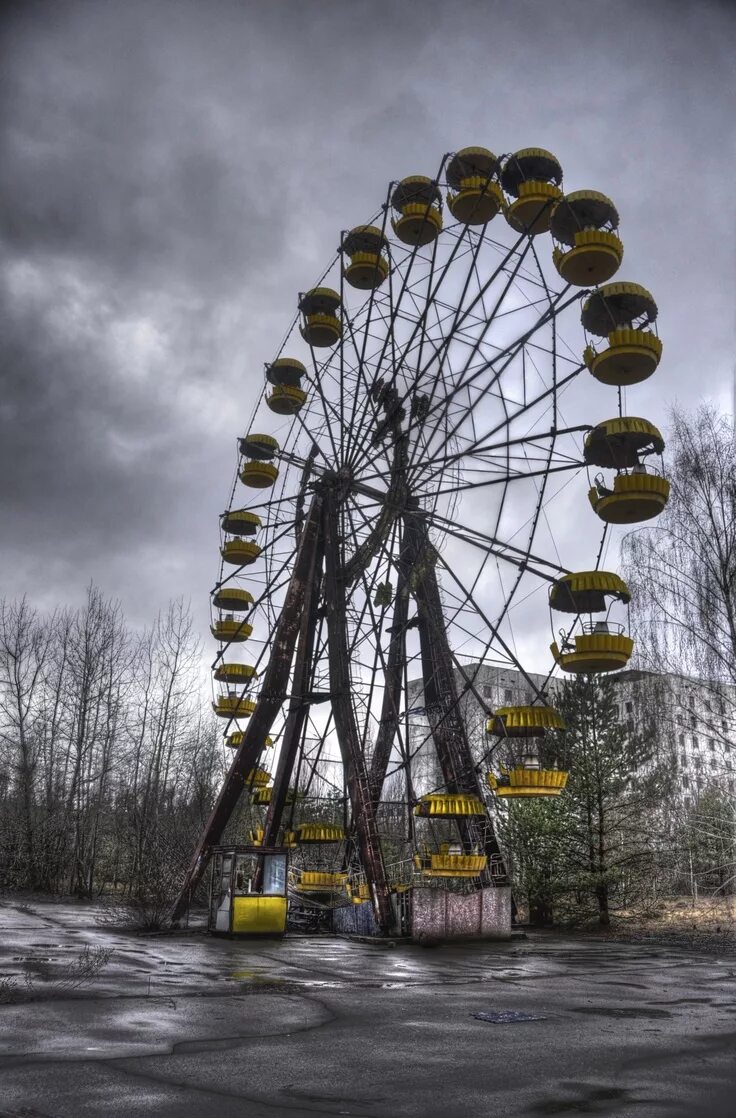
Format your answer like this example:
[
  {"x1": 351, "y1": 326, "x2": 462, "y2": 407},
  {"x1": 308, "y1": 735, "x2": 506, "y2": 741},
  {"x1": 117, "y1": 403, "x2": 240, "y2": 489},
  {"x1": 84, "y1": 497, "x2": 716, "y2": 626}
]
[
  {"x1": 488, "y1": 767, "x2": 569, "y2": 797},
  {"x1": 240, "y1": 461, "x2": 279, "y2": 489},
  {"x1": 549, "y1": 571, "x2": 631, "y2": 613},
  {"x1": 266, "y1": 384, "x2": 307, "y2": 415},
  {"x1": 220, "y1": 539, "x2": 261, "y2": 566},
  {"x1": 413, "y1": 853, "x2": 488, "y2": 878},
  {"x1": 213, "y1": 663, "x2": 257, "y2": 684},
  {"x1": 293, "y1": 823, "x2": 345, "y2": 843},
  {"x1": 486, "y1": 705, "x2": 565, "y2": 737},
  {"x1": 413, "y1": 793, "x2": 487, "y2": 818},
  {"x1": 391, "y1": 176, "x2": 443, "y2": 246},
  {"x1": 584, "y1": 328, "x2": 662, "y2": 386},
  {"x1": 213, "y1": 695, "x2": 257, "y2": 718},
  {"x1": 210, "y1": 618, "x2": 253, "y2": 642},
  {"x1": 588, "y1": 472, "x2": 670, "y2": 524},
  {"x1": 551, "y1": 631, "x2": 634, "y2": 674},
  {"x1": 295, "y1": 870, "x2": 348, "y2": 891}
]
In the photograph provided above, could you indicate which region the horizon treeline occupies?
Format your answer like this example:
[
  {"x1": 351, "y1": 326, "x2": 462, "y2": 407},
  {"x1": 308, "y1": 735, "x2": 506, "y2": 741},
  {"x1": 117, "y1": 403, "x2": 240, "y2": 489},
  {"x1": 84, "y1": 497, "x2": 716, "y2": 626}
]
[{"x1": 0, "y1": 588, "x2": 223, "y2": 897}]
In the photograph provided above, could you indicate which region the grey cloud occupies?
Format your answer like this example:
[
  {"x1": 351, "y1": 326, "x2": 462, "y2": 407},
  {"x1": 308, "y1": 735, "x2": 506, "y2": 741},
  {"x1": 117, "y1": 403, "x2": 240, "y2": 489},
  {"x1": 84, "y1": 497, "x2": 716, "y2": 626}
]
[{"x1": 0, "y1": 0, "x2": 734, "y2": 644}]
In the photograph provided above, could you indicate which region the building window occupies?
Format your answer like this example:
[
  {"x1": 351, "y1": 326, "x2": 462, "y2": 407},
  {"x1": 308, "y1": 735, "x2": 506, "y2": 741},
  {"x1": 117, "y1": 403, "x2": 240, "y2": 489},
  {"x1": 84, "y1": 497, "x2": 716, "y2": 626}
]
[
  {"x1": 690, "y1": 714, "x2": 697, "y2": 728},
  {"x1": 681, "y1": 754, "x2": 688, "y2": 768},
  {"x1": 625, "y1": 701, "x2": 633, "y2": 715},
  {"x1": 710, "y1": 758, "x2": 717, "y2": 768},
  {"x1": 504, "y1": 688, "x2": 513, "y2": 703},
  {"x1": 483, "y1": 685, "x2": 494, "y2": 699},
  {"x1": 684, "y1": 796, "x2": 691, "y2": 809},
  {"x1": 710, "y1": 740, "x2": 716, "y2": 752},
  {"x1": 729, "y1": 781, "x2": 734, "y2": 793},
  {"x1": 692, "y1": 736, "x2": 699, "y2": 749},
  {"x1": 679, "y1": 733, "x2": 685, "y2": 747},
  {"x1": 725, "y1": 742, "x2": 731, "y2": 753},
  {"x1": 689, "y1": 695, "x2": 695, "y2": 709},
  {"x1": 697, "y1": 778, "x2": 704, "y2": 789},
  {"x1": 682, "y1": 776, "x2": 689, "y2": 789}
]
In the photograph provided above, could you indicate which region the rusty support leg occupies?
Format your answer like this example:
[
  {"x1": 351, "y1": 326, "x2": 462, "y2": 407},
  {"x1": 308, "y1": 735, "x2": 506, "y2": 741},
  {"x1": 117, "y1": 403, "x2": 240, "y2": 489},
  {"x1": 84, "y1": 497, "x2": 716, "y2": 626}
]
[
  {"x1": 323, "y1": 492, "x2": 395, "y2": 933},
  {"x1": 170, "y1": 496, "x2": 324, "y2": 925},
  {"x1": 405, "y1": 513, "x2": 507, "y2": 884},
  {"x1": 260, "y1": 536, "x2": 323, "y2": 850},
  {"x1": 368, "y1": 566, "x2": 408, "y2": 805}
]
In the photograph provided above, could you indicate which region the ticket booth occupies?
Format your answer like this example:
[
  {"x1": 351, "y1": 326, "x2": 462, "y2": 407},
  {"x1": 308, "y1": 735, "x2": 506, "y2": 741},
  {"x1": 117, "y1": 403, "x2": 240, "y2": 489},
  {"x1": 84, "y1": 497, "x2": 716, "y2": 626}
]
[{"x1": 208, "y1": 845, "x2": 289, "y2": 936}]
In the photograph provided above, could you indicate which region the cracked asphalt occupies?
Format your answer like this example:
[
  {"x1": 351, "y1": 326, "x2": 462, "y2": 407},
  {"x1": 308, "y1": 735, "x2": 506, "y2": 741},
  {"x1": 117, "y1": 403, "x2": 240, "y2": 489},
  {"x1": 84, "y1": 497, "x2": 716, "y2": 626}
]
[{"x1": 0, "y1": 901, "x2": 735, "y2": 1116}]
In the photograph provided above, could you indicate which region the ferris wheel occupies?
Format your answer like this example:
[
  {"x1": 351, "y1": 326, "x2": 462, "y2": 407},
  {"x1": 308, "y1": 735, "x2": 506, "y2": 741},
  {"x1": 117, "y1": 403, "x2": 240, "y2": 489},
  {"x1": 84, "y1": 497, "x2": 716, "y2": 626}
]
[{"x1": 173, "y1": 147, "x2": 668, "y2": 934}]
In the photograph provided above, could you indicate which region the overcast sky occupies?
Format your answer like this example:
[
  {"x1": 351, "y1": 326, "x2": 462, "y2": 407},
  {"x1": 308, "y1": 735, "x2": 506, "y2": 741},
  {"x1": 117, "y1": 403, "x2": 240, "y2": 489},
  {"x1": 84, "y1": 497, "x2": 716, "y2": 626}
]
[{"x1": 1, "y1": 0, "x2": 734, "y2": 660}]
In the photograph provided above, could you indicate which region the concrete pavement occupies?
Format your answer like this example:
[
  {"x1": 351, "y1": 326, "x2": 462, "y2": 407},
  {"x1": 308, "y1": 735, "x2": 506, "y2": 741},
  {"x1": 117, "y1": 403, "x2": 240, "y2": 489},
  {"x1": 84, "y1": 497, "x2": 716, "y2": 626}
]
[{"x1": 0, "y1": 900, "x2": 735, "y2": 1116}]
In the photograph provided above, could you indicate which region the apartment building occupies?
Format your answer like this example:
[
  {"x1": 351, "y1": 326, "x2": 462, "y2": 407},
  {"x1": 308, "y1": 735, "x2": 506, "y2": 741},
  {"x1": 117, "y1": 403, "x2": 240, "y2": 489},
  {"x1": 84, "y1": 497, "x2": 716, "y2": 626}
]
[{"x1": 405, "y1": 663, "x2": 736, "y2": 804}]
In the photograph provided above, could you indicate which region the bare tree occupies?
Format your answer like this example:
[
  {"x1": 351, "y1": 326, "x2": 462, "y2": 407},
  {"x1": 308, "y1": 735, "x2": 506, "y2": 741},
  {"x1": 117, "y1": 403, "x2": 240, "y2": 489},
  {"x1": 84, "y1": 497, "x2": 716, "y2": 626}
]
[
  {"x1": 0, "y1": 588, "x2": 220, "y2": 904},
  {"x1": 623, "y1": 403, "x2": 736, "y2": 894},
  {"x1": 0, "y1": 598, "x2": 49, "y2": 887},
  {"x1": 624, "y1": 405, "x2": 736, "y2": 686}
]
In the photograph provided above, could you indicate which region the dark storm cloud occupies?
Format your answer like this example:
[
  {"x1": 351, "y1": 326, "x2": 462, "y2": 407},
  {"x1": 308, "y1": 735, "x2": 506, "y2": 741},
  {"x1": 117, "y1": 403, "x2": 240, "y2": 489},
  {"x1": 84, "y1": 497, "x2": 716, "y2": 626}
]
[
  {"x1": 0, "y1": 0, "x2": 734, "y2": 644},
  {"x1": 0, "y1": 0, "x2": 441, "y2": 624}
]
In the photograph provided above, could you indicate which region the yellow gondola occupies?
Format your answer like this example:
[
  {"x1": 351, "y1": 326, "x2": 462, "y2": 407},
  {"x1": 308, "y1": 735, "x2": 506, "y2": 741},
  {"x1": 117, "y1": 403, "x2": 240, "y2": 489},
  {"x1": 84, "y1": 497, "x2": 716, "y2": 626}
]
[
  {"x1": 292, "y1": 823, "x2": 345, "y2": 844},
  {"x1": 266, "y1": 384, "x2": 307, "y2": 415},
  {"x1": 295, "y1": 871, "x2": 348, "y2": 892},
  {"x1": 584, "y1": 329, "x2": 662, "y2": 386},
  {"x1": 413, "y1": 851, "x2": 487, "y2": 878},
  {"x1": 240, "y1": 460, "x2": 279, "y2": 488},
  {"x1": 581, "y1": 281, "x2": 657, "y2": 336},
  {"x1": 584, "y1": 417, "x2": 665, "y2": 470},
  {"x1": 225, "y1": 732, "x2": 273, "y2": 749},
  {"x1": 212, "y1": 587, "x2": 254, "y2": 612},
  {"x1": 391, "y1": 176, "x2": 443, "y2": 246},
  {"x1": 220, "y1": 510, "x2": 262, "y2": 536},
  {"x1": 210, "y1": 617, "x2": 253, "y2": 642},
  {"x1": 247, "y1": 827, "x2": 294, "y2": 847},
  {"x1": 251, "y1": 786, "x2": 296, "y2": 805},
  {"x1": 220, "y1": 539, "x2": 261, "y2": 566},
  {"x1": 446, "y1": 147, "x2": 503, "y2": 225},
  {"x1": 342, "y1": 226, "x2": 390, "y2": 289},
  {"x1": 213, "y1": 663, "x2": 257, "y2": 685},
  {"x1": 588, "y1": 470, "x2": 670, "y2": 524},
  {"x1": 550, "y1": 191, "x2": 623, "y2": 286},
  {"x1": 213, "y1": 695, "x2": 257, "y2": 719},
  {"x1": 243, "y1": 768, "x2": 271, "y2": 788},
  {"x1": 413, "y1": 793, "x2": 487, "y2": 818},
  {"x1": 299, "y1": 288, "x2": 342, "y2": 347},
  {"x1": 265, "y1": 358, "x2": 306, "y2": 387},
  {"x1": 501, "y1": 148, "x2": 563, "y2": 234},
  {"x1": 488, "y1": 767, "x2": 568, "y2": 797},
  {"x1": 551, "y1": 626, "x2": 634, "y2": 673},
  {"x1": 486, "y1": 705, "x2": 565, "y2": 737},
  {"x1": 239, "y1": 433, "x2": 278, "y2": 460},
  {"x1": 549, "y1": 570, "x2": 631, "y2": 614}
]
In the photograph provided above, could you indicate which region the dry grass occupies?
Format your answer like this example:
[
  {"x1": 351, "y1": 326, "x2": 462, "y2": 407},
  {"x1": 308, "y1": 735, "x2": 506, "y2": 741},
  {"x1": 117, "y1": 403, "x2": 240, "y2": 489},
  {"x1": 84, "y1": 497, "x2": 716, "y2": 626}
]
[{"x1": 604, "y1": 897, "x2": 736, "y2": 949}]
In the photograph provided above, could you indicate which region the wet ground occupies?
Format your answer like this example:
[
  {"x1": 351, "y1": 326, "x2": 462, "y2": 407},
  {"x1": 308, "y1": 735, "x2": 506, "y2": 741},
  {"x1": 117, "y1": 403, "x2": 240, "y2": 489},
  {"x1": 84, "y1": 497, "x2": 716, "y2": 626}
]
[{"x1": 1, "y1": 901, "x2": 735, "y2": 1116}]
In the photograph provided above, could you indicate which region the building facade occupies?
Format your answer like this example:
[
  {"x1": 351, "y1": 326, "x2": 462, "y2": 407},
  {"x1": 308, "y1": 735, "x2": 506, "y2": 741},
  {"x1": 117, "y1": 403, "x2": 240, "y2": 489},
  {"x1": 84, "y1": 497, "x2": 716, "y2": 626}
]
[{"x1": 405, "y1": 663, "x2": 736, "y2": 806}]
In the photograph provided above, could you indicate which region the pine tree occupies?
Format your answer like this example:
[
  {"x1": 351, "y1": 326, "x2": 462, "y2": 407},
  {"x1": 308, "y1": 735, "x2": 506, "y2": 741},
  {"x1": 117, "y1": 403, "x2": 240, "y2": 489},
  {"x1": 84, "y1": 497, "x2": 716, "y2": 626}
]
[
  {"x1": 500, "y1": 797, "x2": 572, "y2": 926},
  {"x1": 555, "y1": 673, "x2": 664, "y2": 925}
]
